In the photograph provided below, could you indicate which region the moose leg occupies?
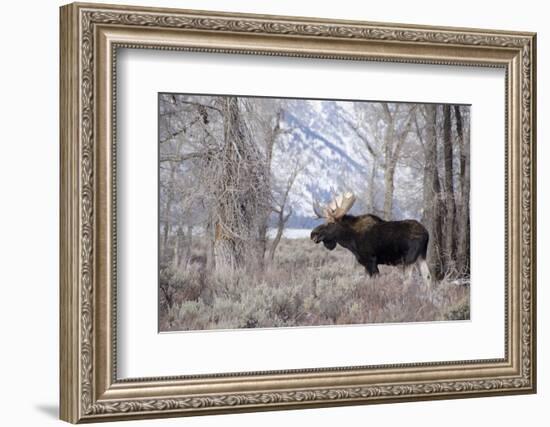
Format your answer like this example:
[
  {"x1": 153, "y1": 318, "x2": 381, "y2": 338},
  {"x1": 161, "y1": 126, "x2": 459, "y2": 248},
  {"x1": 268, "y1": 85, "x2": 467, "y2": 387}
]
[
  {"x1": 418, "y1": 258, "x2": 433, "y2": 291},
  {"x1": 365, "y1": 257, "x2": 379, "y2": 277},
  {"x1": 398, "y1": 263, "x2": 415, "y2": 301},
  {"x1": 403, "y1": 263, "x2": 415, "y2": 285},
  {"x1": 404, "y1": 264, "x2": 415, "y2": 281}
]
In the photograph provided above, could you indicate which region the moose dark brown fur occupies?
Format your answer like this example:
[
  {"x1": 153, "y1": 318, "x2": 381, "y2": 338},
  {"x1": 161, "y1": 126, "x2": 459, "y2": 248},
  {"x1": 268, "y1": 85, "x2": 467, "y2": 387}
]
[{"x1": 310, "y1": 193, "x2": 432, "y2": 289}]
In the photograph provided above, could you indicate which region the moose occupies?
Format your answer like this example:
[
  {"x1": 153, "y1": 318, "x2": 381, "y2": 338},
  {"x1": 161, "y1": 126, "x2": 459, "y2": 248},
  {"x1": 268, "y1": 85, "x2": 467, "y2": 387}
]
[{"x1": 310, "y1": 192, "x2": 433, "y2": 289}]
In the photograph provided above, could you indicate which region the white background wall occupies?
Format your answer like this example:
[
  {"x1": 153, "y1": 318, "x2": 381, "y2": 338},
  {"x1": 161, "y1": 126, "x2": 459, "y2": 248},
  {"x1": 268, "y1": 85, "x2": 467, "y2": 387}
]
[{"x1": 0, "y1": 0, "x2": 545, "y2": 426}]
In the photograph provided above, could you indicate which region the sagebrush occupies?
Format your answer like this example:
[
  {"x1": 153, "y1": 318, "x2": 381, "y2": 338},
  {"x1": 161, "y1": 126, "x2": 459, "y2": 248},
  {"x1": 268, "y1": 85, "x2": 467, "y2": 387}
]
[{"x1": 159, "y1": 237, "x2": 469, "y2": 331}]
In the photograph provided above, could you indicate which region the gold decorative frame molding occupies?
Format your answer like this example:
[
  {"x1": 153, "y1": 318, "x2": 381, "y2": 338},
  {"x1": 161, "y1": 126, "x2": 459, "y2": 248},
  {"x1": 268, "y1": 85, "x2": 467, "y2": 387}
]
[{"x1": 60, "y1": 2, "x2": 536, "y2": 423}]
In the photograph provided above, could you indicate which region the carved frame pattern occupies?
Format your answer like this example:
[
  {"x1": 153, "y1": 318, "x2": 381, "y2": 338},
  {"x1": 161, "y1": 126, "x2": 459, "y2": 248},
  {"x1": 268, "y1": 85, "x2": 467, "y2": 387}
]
[{"x1": 60, "y1": 2, "x2": 536, "y2": 423}]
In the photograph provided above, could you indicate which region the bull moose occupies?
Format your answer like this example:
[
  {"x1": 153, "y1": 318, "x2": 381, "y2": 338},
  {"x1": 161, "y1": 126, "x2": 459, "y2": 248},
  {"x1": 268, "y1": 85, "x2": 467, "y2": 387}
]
[{"x1": 310, "y1": 192, "x2": 433, "y2": 289}]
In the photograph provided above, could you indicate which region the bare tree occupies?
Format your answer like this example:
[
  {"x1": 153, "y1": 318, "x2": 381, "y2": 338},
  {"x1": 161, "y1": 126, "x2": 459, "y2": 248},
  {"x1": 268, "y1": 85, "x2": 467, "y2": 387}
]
[
  {"x1": 454, "y1": 105, "x2": 470, "y2": 275},
  {"x1": 212, "y1": 97, "x2": 269, "y2": 271},
  {"x1": 159, "y1": 95, "x2": 219, "y2": 265},
  {"x1": 244, "y1": 100, "x2": 301, "y2": 268},
  {"x1": 159, "y1": 102, "x2": 190, "y2": 262},
  {"x1": 419, "y1": 104, "x2": 444, "y2": 278},
  {"x1": 442, "y1": 104, "x2": 456, "y2": 272},
  {"x1": 248, "y1": 104, "x2": 286, "y2": 269},
  {"x1": 160, "y1": 161, "x2": 176, "y2": 259},
  {"x1": 172, "y1": 226, "x2": 183, "y2": 269},
  {"x1": 268, "y1": 161, "x2": 302, "y2": 261},
  {"x1": 347, "y1": 104, "x2": 381, "y2": 214},
  {"x1": 380, "y1": 103, "x2": 414, "y2": 220},
  {"x1": 346, "y1": 102, "x2": 415, "y2": 219}
]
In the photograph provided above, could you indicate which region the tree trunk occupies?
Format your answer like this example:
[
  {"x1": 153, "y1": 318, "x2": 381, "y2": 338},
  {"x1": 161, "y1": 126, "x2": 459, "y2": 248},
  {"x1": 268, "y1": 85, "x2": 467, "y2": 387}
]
[
  {"x1": 268, "y1": 208, "x2": 291, "y2": 262},
  {"x1": 442, "y1": 104, "x2": 456, "y2": 273},
  {"x1": 213, "y1": 98, "x2": 246, "y2": 270},
  {"x1": 257, "y1": 224, "x2": 268, "y2": 271},
  {"x1": 172, "y1": 226, "x2": 183, "y2": 270},
  {"x1": 161, "y1": 163, "x2": 176, "y2": 260},
  {"x1": 366, "y1": 158, "x2": 377, "y2": 213},
  {"x1": 383, "y1": 165, "x2": 395, "y2": 220},
  {"x1": 454, "y1": 106, "x2": 470, "y2": 275},
  {"x1": 213, "y1": 233, "x2": 242, "y2": 271},
  {"x1": 421, "y1": 105, "x2": 443, "y2": 278},
  {"x1": 206, "y1": 220, "x2": 216, "y2": 271},
  {"x1": 184, "y1": 224, "x2": 193, "y2": 266},
  {"x1": 257, "y1": 109, "x2": 283, "y2": 271},
  {"x1": 381, "y1": 103, "x2": 411, "y2": 221},
  {"x1": 268, "y1": 163, "x2": 299, "y2": 262},
  {"x1": 382, "y1": 104, "x2": 396, "y2": 221},
  {"x1": 212, "y1": 97, "x2": 267, "y2": 271}
]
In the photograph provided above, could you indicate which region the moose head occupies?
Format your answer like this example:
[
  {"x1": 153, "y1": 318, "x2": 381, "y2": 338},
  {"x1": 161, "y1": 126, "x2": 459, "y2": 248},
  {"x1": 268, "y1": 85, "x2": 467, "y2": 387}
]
[{"x1": 310, "y1": 192, "x2": 356, "y2": 251}]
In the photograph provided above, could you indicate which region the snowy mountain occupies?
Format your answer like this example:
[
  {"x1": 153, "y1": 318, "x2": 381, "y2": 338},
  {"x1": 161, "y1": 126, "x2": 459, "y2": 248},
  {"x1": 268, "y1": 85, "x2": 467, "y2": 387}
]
[{"x1": 269, "y1": 98, "x2": 424, "y2": 229}]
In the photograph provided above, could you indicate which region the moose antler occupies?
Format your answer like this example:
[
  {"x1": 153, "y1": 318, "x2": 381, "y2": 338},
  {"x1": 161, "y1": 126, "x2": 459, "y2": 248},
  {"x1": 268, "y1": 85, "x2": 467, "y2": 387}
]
[
  {"x1": 326, "y1": 191, "x2": 356, "y2": 221},
  {"x1": 312, "y1": 191, "x2": 356, "y2": 222},
  {"x1": 312, "y1": 197, "x2": 326, "y2": 219}
]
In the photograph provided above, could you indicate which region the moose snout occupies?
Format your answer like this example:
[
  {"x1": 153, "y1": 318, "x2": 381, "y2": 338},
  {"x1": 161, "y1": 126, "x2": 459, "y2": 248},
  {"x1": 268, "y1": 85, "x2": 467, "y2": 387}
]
[{"x1": 310, "y1": 230, "x2": 322, "y2": 243}]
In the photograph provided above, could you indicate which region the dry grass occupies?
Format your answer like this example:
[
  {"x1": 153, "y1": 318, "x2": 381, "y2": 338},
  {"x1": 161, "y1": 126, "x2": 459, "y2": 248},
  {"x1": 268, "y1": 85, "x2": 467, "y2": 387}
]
[{"x1": 159, "y1": 238, "x2": 470, "y2": 332}]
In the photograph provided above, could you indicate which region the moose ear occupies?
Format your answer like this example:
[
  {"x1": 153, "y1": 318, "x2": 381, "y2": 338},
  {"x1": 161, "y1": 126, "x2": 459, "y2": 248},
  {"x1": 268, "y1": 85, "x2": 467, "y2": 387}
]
[{"x1": 323, "y1": 240, "x2": 337, "y2": 251}]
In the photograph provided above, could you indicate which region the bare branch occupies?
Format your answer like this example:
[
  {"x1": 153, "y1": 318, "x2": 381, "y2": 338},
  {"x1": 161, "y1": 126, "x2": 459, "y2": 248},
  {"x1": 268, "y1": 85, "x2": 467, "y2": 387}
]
[
  {"x1": 160, "y1": 101, "x2": 222, "y2": 117},
  {"x1": 160, "y1": 150, "x2": 218, "y2": 163},
  {"x1": 343, "y1": 117, "x2": 380, "y2": 158}
]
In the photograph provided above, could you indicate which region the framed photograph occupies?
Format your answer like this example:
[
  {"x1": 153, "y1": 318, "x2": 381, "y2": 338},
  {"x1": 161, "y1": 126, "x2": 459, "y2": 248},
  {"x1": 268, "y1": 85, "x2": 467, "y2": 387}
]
[{"x1": 60, "y1": 2, "x2": 536, "y2": 423}]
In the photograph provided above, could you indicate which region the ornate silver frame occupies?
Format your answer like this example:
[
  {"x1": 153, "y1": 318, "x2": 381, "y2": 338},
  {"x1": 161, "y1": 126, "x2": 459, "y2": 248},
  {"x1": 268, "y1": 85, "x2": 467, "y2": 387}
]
[{"x1": 60, "y1": 2, "x2": 536, "y2": 423}]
